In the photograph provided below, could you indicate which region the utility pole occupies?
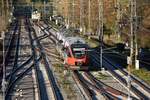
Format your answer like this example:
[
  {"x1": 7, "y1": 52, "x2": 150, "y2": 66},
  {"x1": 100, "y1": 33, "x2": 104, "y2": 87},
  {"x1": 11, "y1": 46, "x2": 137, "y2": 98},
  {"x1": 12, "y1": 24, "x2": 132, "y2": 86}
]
[
  {"x1": 80, "y1": 0, "x2": 83, "y2": 33},
  {"x1": 129, "y1": 0, "x2": 138, "y2": 68},
  {"x1": 98, "y1": 0, "x2": 104, "y2": 70},
  {"x1": 66, "y1": 0, "x2": 70, "y2": 29},
  {"x1": 134, "y1": 0, "x2": 138, "y2": 70},
  {"x1": 127, "y1": 0, "x2": 138, "y2": 99},
  {"x1": 49, "y1": 0, "x2": 53, "y2": 16},
  {"x1": 72, "y1": 0, "x2": 75, "y2": 27},
  {"x1": 80, "y1": 0, "x2": 85, "y2": 35}
]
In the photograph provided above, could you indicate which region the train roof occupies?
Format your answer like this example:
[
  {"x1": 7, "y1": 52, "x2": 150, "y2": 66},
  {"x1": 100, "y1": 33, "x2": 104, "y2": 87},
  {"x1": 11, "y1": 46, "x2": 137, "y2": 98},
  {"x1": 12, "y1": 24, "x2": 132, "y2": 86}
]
[
  {"x1": 71, "y1": 43, "x2": 88, "y2": 48},
  {"x1": 65, "y1": 37, "x2": 86, "y2": 45}
]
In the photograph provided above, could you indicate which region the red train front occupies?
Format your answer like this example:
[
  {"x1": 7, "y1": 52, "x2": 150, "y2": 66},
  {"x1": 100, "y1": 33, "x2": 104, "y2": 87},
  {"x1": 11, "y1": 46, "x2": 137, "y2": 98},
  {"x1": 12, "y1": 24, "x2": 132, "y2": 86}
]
[{"x1": 64, "y1": 43, "x2": 89, "y2": 69}]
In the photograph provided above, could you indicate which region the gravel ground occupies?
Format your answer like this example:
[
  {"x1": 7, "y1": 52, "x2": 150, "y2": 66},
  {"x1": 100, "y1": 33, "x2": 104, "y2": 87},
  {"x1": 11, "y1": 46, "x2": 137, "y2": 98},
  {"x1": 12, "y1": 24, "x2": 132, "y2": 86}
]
[
  {"x1": 40, "y1": 34, "x2": 84, "y2": 100},
  {"x1": 5, "y1": 19, "x2": 34, "y2": 99},
  {"x1": 91, "y1": 70, "x2": 137, "y2": 98}
]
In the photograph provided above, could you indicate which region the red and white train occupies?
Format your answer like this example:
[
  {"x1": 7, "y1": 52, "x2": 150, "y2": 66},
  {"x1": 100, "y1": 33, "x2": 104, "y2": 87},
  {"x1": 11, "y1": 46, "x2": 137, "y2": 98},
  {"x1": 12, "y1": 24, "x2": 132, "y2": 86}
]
[
  {"x1": 56, "y1": 31, "x2": 89, "y2": 70},
  {"x1": 37, "y1": 21, "x2": 89, "y2": 70},
  {"x1": 59, "y1": 37, "x2": 89, "y2": 67}
]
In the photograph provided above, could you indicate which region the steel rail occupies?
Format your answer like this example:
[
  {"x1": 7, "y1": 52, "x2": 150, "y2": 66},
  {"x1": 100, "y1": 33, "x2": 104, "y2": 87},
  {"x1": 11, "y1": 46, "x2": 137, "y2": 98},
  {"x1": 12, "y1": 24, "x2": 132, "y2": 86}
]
[
  {"x1": 4, "y1": 21, "x2": 18, "y2": 54},
  {"x1": 108, "y1": 56, "x2": 150, "y2": 94},
  {"x1": 5, "y1": 19, "x2": 38, "y2": 99},
  {"x1": 90, "y1": 53, "x2": 149, "y2": 99},
  {"x1": 28, "y1": 19, "x2": 63, "y2": 100},
  {"x1": 40, "y1": 21, "x2": 118, "y2": 99},
  {"x1": 6, "y1": 56, "x2": 42, "y2": 80},
  {"x1": 35, "y1": 27, "x2": 95, "y2": 99},
  {"x1": 5, "y1": 19, "x2": 21, "y2": 99},
  {"x1": 103, "y1": 56, "x2": 149, "y2": 99},
  {"x1": 26, "y1": 18, "x2": 47, "y2": 100},
  {"x1": 72, "y1": 71, "x2": 94, "y2": 100},
  {"x1": 77, "y1": 72, "x2": 117, "y2": 100},
  {"x1": 97, "y1": 50, "x2": 150, "y2": 95},
  {"x1": 41, "y1": 36, "x2": 95, "y2": 99},
  {"x1": 84, "y1": 72, "x2": 136, "y2": 100},
  {"x1": 42, "y1": 19, "x2": 150, "y2": 99},
  {"x1": 94, "y1": 50, "x2": 150, "y2": 95},
  {"x1": 4, "y1": 20, "x2": 19, "y2": 66},
  {"x1": 40, "y1": 20, "x2": 123, "y2": 99},
  {"x1": 5, "y1": 65, "x2": 33, "y2": 100},
  {"x1": 7, "y1": 19, "x2": 21, "y2": 81},
  {"x1": 36, "y1": 22, "x2": 59, "y2": 43},
  {"x1": 109, "y1": 54, "x2": 150, "y2": 93},
  {"x1": 6, "y1": 55, "x2": 33, "y2": 79},
  {"x1": 32, "y1": 22, "x2": 64, "y2": 100}
]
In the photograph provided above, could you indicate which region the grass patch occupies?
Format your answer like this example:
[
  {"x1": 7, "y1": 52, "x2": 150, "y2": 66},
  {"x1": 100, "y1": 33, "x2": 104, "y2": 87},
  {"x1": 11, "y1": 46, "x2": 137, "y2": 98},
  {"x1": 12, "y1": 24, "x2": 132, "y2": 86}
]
[{"x1": 132, "y1": 68, "x2": 150, "y2": 85}]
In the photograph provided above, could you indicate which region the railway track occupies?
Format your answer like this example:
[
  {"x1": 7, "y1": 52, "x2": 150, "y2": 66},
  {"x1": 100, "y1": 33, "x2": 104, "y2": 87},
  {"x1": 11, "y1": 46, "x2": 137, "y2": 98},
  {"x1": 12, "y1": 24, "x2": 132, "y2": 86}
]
[
  {"x1": 72, "y1": 71, "x2": 94, "y2": 100},
  {"x1": 73, "y1": 71, "x2": 110, "y2": 100},
  {"x1": 5, "y1": 19, "x2": 21, "y2": 99},
  {"x1": 36, "y1": 22, "x2": 101, "y2": 99},
  {"x1": 72, "y1": 70, "x2": 131, "y2": 100},
  {"x1": 5, "y1": 18, "x2": 36, "y2": 99},
  {"x1": 37, "y1": 21, "x2": 131, "y2": 100},
  {"x1": 104, "y1": 53, "x2": 150, "y2": 92},
  {"x1": 104, "y1": 51, "x2": 150, "y2": 93},
  {"x1": 101, "y1": 52, "x2": 150, "y2": 96},
  {"x1": 36, "y1": 20, "x2": 140, "y2": 100},
  {"x1": 37, "y1": 24, "x2": 87, "y2": 99},
  {"x1": 34, "y1": 18, "x2": 150, "y2": 100},
  {"x1": 4, "y1": 20, "x2": 19, "y2": 67},
  {"x1": 1, "y1": 20, "x2": 18, "y2": 84},
  {"x1": 26, "y1": 18, "x2": 63, "y2": 100},
  {"x1": 103, "y1": 56, "x2": 150, "y2": 99},
  {"x1": 90, "y1": 51, "x2": 150, "y2": 99},
  {"x1": 83, "y1": 72, "x2": 137, "y2": 99}
]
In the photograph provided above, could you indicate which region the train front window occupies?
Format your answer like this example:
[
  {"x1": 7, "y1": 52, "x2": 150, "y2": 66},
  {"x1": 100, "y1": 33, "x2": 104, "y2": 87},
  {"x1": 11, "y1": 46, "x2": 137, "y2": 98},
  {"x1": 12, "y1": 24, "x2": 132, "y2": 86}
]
[{"x1": 72, "y1": 48, "x2": 86, "y2": 58}]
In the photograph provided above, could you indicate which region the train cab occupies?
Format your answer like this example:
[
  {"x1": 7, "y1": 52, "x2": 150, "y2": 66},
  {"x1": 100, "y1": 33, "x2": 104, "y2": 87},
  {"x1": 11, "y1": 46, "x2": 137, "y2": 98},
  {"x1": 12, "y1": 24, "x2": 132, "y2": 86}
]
[{"x1": 64, "y1": 43, "x2": 89, "y2": 67}]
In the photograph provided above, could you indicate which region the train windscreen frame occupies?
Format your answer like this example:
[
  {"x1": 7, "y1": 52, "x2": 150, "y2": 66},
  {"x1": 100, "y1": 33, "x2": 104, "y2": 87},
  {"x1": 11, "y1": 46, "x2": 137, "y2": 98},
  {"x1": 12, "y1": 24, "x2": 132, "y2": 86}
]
[{"x1": 71, "y1": 44, "x2": 87, "y2": 59}]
